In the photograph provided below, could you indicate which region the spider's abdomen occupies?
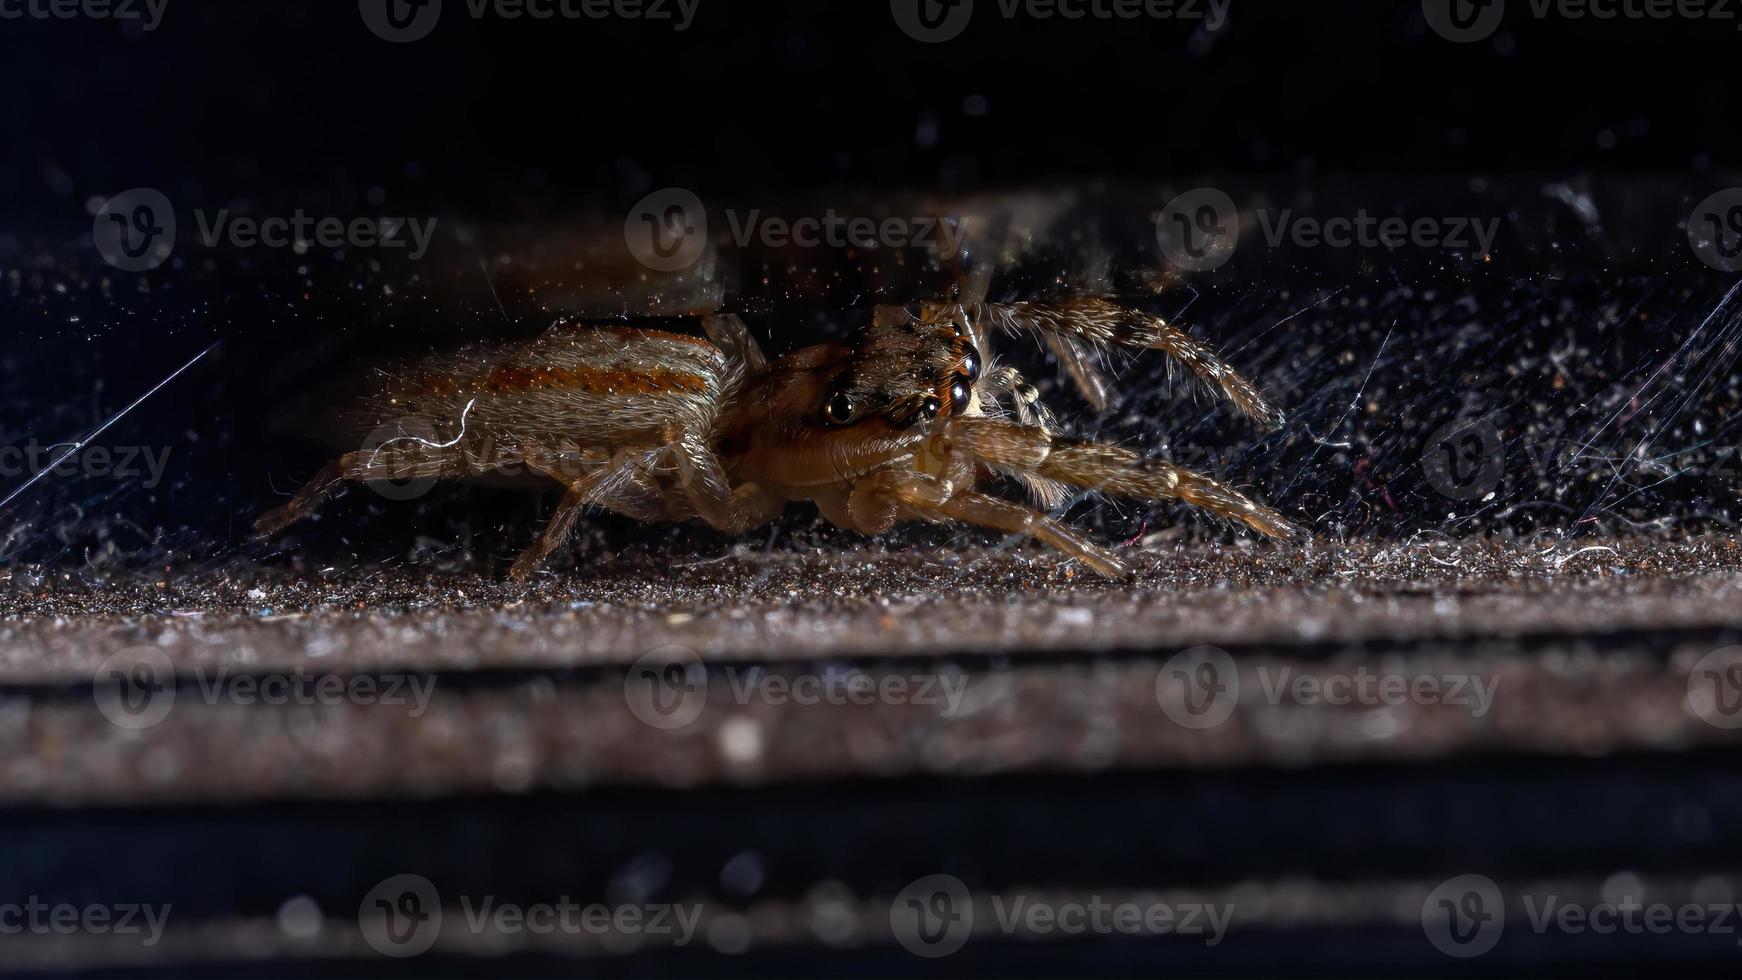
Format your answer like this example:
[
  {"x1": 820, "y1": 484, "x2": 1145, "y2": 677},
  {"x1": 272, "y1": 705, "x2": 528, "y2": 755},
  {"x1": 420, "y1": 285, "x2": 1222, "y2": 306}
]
[{"x1": 358, "y1": 324, "x2": 734, "y2": 455}]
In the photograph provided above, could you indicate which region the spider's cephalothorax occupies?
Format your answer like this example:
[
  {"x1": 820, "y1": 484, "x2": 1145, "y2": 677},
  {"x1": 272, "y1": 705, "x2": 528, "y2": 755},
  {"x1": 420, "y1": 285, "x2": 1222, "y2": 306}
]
[
  {"x1": 257, "y1": 299, "x2": 1298, "y2": 577},
  {"x1": 825, "y1": 308, "x2": 984, "y2": 427}
]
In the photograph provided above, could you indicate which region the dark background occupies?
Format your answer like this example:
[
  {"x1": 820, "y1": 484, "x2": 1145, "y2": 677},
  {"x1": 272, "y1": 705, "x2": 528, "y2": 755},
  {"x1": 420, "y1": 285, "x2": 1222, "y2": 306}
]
[{"x1": 1, "y1": 0, "x2": 1737, "y2": 208}]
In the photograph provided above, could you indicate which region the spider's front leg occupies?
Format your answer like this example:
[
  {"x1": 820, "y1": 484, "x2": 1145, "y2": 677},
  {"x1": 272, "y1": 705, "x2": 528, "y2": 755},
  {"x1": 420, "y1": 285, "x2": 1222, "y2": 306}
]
[
  {"x1": 950, "y1": 418, "x2": 1300, "y2": 541},
  {"x1": 846, "y1": 418, "x2": 1297, "y2": 576},
  {"x1": 965, "y1": 299, "x2": 1286, "y2": 429}
]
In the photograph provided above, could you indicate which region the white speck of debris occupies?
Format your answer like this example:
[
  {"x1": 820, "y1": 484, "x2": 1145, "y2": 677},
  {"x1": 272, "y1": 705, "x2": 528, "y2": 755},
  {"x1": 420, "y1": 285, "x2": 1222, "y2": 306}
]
[
  {"x1": 1055, "y1": 607, "x2": 1094, "y2": 627},
  {"x1": 718, "y1": 717, "x2": 764, "y2": 765},
  {"x1": 490, "y1": 750, "x2": 536, "y2": 793},
  {"x1": 277, "y1": 895, "x2": 323, "y2": 939},
  {"x1": 1359, "y1": 707, "x2": 1405, "y2": 741},
  {"x1": 806, "y1": 883, "x2": 861, "y2": 946}
]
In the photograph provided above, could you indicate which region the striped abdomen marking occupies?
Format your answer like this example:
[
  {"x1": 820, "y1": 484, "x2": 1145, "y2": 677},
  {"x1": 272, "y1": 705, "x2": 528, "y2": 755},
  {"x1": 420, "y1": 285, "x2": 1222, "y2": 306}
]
[{"x1": 482, "y1": 364, "x2": 712, "y2": 397}]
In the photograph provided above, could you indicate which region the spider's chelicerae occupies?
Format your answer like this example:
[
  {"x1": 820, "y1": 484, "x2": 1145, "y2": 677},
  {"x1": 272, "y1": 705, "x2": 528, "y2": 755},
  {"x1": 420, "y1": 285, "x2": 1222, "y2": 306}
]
[{"x1": 256, "y1": 300, "x2": 1299, "y2": 577}]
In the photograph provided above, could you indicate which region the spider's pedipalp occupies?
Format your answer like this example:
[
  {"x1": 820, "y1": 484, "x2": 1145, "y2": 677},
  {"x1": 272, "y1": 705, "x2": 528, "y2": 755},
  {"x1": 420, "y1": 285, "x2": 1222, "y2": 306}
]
[{"x1": 978, "y1": 364, "x2": 1057, "y2": 431}]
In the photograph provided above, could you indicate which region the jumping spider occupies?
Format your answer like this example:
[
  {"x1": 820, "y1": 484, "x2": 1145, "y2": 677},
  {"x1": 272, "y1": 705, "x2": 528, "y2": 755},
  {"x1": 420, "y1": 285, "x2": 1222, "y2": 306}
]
[{"x1": 256, "y1": 299, "x2": 1298, "y2": 577}]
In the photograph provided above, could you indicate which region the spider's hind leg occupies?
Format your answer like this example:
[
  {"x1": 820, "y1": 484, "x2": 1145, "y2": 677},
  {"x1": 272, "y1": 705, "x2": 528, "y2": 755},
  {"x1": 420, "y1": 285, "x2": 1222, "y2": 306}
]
[{"x1": 252, "y1": 447, "x2": 469, "y2": 537}]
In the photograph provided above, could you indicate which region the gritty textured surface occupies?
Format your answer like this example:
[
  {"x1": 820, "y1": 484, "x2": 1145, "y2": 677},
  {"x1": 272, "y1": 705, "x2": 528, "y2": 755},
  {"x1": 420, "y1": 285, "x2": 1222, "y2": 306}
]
[
  {"x1": 2, "y1": 537, "x2": 1740, "y2": 807},
  {"x1": 7, "y1": 537, "x2": 1742, "y2": 676}
]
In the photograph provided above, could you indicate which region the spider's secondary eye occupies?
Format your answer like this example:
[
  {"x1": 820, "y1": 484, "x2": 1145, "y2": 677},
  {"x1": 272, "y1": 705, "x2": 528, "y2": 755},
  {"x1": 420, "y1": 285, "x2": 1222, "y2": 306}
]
[
  {"x1": 959, "y1": 343, "x2": 981, "y2": 383},
  {"x1": 824, "y1": 391, "x2": 856, "y2": 424},
  {"x1": 949, "y1": 379, "x2": 972, "y2": 413}
]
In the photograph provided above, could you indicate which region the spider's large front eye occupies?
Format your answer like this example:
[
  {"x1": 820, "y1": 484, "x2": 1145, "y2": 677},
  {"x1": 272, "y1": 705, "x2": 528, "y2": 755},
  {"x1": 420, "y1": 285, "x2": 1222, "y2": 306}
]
[
  {"x1": 824, "y1": 391, "x2": 856, "y2": 425},
  {"x1": 949, "y1": 378, "x2": 972, "y2": 413},
  {"x1": 959, "y1": 343, "x2": 981, "y2": 383}
]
